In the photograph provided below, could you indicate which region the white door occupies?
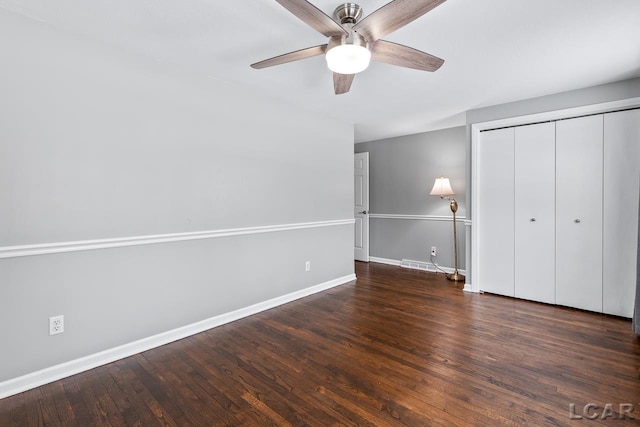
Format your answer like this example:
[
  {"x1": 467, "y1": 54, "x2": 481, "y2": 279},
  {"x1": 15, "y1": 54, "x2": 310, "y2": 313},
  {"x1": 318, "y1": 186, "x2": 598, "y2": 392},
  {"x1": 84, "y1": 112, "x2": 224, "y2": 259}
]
[
  {"x1": 603, "y1": 109, "x2": 640, "y2": 317},
  {"x1": 556, "y1": 115, "x2": 603, "y2": 312},
  {"x1": 354, "y1": 152, "x2": 370, "y2": 262},
  {"x1": 514, "y1": 122, "x2": 556, "y2": 304},
  {"x1": 477, "y1": 128, "x2": 515, "y2": 296}
]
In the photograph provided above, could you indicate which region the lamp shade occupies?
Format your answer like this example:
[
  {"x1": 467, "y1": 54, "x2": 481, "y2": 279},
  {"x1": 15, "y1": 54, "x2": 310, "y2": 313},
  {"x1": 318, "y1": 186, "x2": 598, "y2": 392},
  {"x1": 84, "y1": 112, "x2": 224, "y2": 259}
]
[{"x1": 430, "y1": 177, "x2": 455, "y2": 196}]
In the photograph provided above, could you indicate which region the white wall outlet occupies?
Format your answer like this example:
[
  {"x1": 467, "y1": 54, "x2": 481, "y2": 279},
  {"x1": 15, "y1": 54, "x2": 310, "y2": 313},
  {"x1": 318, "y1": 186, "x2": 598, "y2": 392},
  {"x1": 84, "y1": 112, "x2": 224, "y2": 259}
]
[
  {"x1": 305, "y1": 261, "x2": 311, "y2": 272},
  {"x1": 49, "y1": 315, "x2": 64, "y2": 336},
  {"x1": 431, "y1": 246, "x2": 437, "y2": 257}
]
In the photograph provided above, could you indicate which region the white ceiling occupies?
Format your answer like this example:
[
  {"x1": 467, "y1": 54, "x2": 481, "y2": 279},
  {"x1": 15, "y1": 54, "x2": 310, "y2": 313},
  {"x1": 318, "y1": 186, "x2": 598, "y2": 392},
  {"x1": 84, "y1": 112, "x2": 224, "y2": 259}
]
[{"x1": 2, "y1": 0, "x2": 639, "y2": 142}]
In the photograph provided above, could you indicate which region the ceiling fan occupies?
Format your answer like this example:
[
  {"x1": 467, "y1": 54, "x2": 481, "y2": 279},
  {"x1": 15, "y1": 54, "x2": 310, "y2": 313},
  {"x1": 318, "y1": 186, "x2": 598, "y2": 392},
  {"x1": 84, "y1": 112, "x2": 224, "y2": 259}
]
[{"x1": 251, "y1": 0, "x2": 446, "y2": 95}]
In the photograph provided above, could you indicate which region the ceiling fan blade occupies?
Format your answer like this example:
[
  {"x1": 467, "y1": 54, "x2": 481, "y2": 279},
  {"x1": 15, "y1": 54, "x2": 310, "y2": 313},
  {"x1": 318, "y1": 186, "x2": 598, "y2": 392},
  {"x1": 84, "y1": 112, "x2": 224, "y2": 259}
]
[
  {"x1": 353, "y1": 0, "x2": 446, "y2": 42},
  {"x1": 333, "y1": 73, "x2": 355, "y2": 95},
  {"x1": 251, "y1": 44, "x2": 327, "y2": 69},
  {"x1": 371, "y1": 40, "x2": 444, "y2": 71},
  {"x1": 275, "y1": 0, "x2": 348, "y2": 37}
]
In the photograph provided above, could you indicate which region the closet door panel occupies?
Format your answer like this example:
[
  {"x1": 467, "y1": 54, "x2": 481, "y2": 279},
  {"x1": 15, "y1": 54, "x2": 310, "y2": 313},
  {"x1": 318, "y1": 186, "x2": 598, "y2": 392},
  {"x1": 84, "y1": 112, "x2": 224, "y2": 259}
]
[
  {"x1": 477, "y1": 128, "x2": 515, "y2": 296},
  {"x1": 603, "y1": 109, "x2": 640, "y2": 317},
  {"x1": 556, "y1": 115, "x2": 603, "y2": 312},
  {"x1": 514, "y1": 122, "x2": 556, "y2": 304}
]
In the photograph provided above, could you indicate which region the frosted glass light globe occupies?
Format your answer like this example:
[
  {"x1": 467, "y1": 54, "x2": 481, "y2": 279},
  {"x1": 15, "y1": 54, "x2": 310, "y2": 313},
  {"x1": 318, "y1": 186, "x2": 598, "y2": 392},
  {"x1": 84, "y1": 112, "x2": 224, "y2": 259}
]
[{"x1": 326, "y1": 44, "x2": 371, "y2": 74}]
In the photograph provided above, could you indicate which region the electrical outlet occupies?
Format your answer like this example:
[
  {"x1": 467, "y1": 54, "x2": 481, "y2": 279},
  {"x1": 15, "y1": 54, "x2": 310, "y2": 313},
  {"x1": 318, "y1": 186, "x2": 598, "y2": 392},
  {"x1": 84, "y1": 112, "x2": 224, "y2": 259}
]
[
  {"x1": 49, "y1": 315, "x2": 64, "y2": 336},
  {"x1": 305, "y1": 261, "x2": 311, "y2": 272},
  {"x1": 431, "y1": 246, "x2": 437, "y2": 257}
]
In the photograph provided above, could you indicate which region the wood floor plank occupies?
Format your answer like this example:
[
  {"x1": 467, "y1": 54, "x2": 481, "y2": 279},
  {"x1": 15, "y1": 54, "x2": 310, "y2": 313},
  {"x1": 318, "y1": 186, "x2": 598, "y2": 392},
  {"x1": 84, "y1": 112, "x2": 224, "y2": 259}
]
[
  {"x1": 98, "y1": 364, "x2": 146, "y2": 426},
  {"x1": 270, "y1": 316, "x2": 512, "y2": 425},
  {"x1": 225, "y1": 325, "x2": 426, "y2": 426},
  {"x1": 289, "y1": 292, "x2": 546, "y2": 423},
  {"x1": 38, "y1": 381, "x2": 78, "y2": 427},
  {"x1": 105, "y1": 360, "x2": 167, "y2": 426},
  {"x1": 0, "y1": 392, "x2": 26, "y2": 427},
  {"x1": 22, "y1": 389, "x2": 45, "y2": 427},
  {"x1": 162, "y1": 338, "x2": 281, "y2": 426},
  {"x1": 255, "y1": 316, "x2": 470, "y2": 426},
  {"x1": 241, "y1": 320, "x2": 417, "y2": 426},
  {"x1": 268, "y1": 301, "x2": 536, "y2": 425},
  {"x1": 1, "y1": 261, "x2": 640, "y2": 425},
  {"x1": 82, "y1": 367, "x2": 129, "y2": 427},
  {"x1": 137, "y1": 347, "x2": 240, "y2": 426},
  {"x1": 218, "y1": 326, "x2": 398, "y2": 426},
  {"x1": 116, "y1": 357, "x2": 182, "y2": 427},
  {"x1": 62, "y1": 372, "x2": 111, "y2": 426}
]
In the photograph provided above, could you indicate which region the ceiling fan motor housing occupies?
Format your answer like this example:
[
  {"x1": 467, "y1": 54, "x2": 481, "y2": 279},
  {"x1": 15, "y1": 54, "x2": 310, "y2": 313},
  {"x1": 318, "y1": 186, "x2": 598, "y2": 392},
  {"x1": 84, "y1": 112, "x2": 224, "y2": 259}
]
[{"x1": 333, "y1": 3, "x2": 363, "y2": 24}]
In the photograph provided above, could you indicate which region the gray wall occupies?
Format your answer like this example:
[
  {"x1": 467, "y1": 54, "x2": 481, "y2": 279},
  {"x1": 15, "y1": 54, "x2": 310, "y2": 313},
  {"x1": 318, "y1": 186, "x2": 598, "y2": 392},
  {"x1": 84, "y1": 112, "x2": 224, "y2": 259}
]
[
  {"x1": 465, "y1": 77, "x2": 640, "y2": 284},
  {"x1": 466, "y1": 77, "x2": 640, "y2": 127},
  {"x1": 355, "y1": 126, "x2": 466, "y2": 270},
  {"x1": 0, "y1": 10, "x2": 354, "y2": 384}
]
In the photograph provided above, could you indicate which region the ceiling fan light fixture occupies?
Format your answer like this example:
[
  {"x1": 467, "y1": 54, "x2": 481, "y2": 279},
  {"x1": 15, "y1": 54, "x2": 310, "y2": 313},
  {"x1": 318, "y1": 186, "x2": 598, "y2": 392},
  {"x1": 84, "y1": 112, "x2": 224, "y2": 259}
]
[
  {"x1": 326, "y1": 43, "x2": 371, "y2": 74},
  {"x1": 325, "y1": 27, "x2": 370, "y2": 75}
]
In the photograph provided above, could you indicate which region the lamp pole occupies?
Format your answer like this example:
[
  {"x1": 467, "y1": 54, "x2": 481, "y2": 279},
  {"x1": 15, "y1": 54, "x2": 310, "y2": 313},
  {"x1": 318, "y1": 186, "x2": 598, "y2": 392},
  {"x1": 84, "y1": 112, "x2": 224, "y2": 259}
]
[
  {"x1": 447, "y1": 197, "x2": 464, "y2": 282},
  {"x1": 429, "y1": 177, "x2": 465, "y2": 283}
]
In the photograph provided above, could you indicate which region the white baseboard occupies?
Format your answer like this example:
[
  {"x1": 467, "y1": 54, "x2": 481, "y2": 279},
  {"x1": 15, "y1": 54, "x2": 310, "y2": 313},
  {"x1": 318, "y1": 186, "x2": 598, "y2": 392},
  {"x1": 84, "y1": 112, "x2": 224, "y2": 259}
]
[
  {"x1": 0, "y1": 273, "x2": 356, "y2": 400},
  {"x1": 368, "y1": 256, "x2": 401, "y2": 266},
  {"x1": 463, "y1": 283, "x2": 476, "y2": 293}
]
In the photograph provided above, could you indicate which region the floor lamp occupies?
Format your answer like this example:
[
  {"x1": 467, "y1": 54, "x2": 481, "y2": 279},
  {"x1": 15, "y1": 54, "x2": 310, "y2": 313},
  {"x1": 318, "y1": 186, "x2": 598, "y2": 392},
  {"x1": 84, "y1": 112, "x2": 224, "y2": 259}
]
[{"x1": 430, "y1": 177, "x2": 465, "y2": 282}]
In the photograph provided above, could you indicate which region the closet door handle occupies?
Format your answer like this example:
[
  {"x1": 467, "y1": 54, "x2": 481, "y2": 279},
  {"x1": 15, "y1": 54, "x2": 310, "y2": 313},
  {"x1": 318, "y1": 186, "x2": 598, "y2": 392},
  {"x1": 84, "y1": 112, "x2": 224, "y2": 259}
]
[
  {"x1": 530, "y1": 218, "x2": 536, "y2": 222},
  {"x1": 574, "y1": 219, "x2": 581, "y2": 223}
]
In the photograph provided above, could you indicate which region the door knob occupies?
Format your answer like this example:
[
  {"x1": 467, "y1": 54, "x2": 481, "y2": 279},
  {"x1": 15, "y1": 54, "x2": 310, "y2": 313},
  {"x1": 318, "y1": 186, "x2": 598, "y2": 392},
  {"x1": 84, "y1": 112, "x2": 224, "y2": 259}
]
[
  {"x1": 530, "y1": 218, "x2": 536, "y2": 222},
  {"x1": 359, "y1": 210, "x2": 368, "y2": 215},
  {"x1": 574, "y1": 219, "x2": 581, "y2": 223}
]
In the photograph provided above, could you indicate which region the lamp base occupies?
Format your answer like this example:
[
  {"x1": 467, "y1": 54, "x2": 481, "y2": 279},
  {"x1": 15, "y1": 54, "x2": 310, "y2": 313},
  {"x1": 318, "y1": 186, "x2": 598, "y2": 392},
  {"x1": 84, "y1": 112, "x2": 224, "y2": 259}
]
[{"x1": 446, "y1": 272, "x2": 465, "y2": 282}]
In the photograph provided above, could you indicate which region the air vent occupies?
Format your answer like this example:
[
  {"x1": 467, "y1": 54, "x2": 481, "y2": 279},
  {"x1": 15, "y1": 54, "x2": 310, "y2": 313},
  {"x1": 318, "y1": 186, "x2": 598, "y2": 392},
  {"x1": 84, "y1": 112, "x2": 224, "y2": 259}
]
[{"x1": 400, "y1": 259, "x2": 436, "y2": 272}]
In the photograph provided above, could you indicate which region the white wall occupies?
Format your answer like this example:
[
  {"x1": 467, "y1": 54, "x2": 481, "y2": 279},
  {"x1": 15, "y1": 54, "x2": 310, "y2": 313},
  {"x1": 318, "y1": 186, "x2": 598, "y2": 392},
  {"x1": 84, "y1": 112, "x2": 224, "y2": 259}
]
[{"x1": 0, "y1": 9, "x2": 354, "y2": 393}]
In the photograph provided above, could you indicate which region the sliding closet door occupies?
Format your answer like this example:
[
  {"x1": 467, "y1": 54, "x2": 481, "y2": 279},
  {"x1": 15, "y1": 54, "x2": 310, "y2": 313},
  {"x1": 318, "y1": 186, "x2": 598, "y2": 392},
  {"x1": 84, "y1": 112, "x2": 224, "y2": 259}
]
[
  {"x1": 477, "y1": 128, "x2": 515, "y2": 296},
  {"x1": 556, "y1": 115, "x2": 603, "y2": 312},
  {"x1": 514, "y1": 123, "x2": 556, "y2": 304},
  {"x1": 603, "y1": 109, "x2": 640, "y2": 317}
]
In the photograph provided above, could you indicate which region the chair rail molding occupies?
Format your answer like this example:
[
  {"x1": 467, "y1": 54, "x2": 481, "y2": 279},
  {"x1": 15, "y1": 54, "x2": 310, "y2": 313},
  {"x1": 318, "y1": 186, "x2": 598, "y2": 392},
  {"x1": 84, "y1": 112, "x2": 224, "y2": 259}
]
[
  {"x1": 0, "y1": 219, "x2": 355, "y2": 259},
  {"x1": 369, "y1": 213, "x2": 467, "y2": 222}
]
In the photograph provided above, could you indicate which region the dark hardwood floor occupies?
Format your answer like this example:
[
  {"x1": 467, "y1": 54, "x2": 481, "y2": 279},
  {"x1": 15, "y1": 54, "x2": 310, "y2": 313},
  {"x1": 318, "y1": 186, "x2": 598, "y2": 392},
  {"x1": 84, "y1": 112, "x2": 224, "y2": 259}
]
[{"x1": 2, "y1": 261, "x2": 640, "y2": 426}]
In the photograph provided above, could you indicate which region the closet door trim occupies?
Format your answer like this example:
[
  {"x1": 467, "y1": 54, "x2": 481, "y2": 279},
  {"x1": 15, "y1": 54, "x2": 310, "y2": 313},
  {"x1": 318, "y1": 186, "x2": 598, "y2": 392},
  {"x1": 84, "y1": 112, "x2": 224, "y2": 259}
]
[{"x1": 470, "y1": 97, "x2": 640, "y2": 293}]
